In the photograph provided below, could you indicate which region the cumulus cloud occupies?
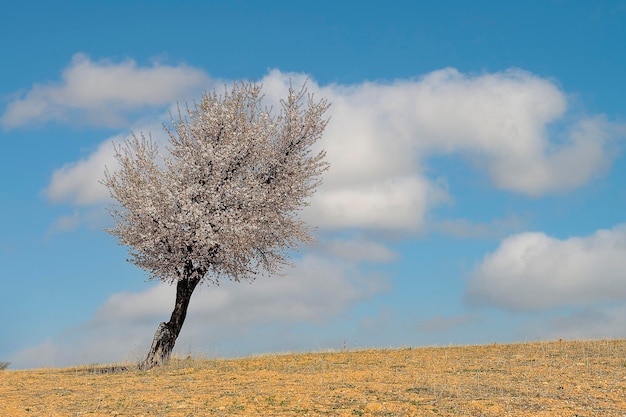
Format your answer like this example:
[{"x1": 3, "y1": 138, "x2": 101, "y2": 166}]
[
  {"x1": 259, "y1": 68, "x2": 623, "y2": 230},
  {"x1": 1, "y1": 53, "x2": 209, "y2": 128},
  {"x1": 9, "y1": 255, "x2": 389, "y2": 368},
  {"x1": 44, "y1": 139, "x2": 118, "y2": 205},
  {"x1": 40, "y1": 66, "x2": 624, "y2": 233},
  {"x1": 43, "y1": 119, "x2": 171, "y2": 206},
  {"x1": 466, "y1": 225, "x2": 626, "y2": 311},
  {"x1": 305, "y1": 176, "x2": 449, "y2": 232}
]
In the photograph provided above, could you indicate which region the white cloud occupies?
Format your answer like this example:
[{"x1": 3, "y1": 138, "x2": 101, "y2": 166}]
[
  {"x1": 44, "y1": 139, "x2": 118, "y2": 205},
  {"x1": 305, "y1": 176, "x2": 449, "y2": 232},
  {"x1": 1, "y1": 53, "x2": 209, "y2": 128},
  {"x1": 43, "y1": 119, "x2": 170, "y2": 206},
  {"x1": 9, "y1": 255, "x2": 389, "y2": 368},
  {"x1": 466, "y1": 224, "x2": 626, "y2": 311},
  {"x1": 261, "y1": 68, "x2": 622, "y2": 231},
  {"x1": 40, "y1": 66, "x2": 624, "y2": 233},
  {"x1": 301, "y1": 68, "x2": 619, "y2": 197},
  {"x1": 487, "y1": 115, "x2": 618, "y2": 195}
]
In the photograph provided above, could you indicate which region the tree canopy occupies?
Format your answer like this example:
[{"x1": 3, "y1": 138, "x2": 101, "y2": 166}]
[{"x1": 104, "y1": 82, "x2": 329, "y2": 285}]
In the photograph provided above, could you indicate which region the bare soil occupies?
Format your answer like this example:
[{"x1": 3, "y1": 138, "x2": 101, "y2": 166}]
[{"x1": 1, "y1": 339, "x2": 626, "y2": 416}]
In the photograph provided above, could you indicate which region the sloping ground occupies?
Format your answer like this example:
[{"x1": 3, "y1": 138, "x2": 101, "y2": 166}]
[{"x1": 1, "y1": 340, "x2": 625, "y2": 416}]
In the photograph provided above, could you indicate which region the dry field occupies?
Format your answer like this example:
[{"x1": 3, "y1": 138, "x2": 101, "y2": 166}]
[{"x1": 2, "y1": 340, "x2": 626, "y2": 416}]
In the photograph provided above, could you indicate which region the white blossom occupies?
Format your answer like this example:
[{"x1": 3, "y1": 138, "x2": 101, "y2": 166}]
[{"x1": 104, "y1": 82, "x2": 329, "y2": 285}]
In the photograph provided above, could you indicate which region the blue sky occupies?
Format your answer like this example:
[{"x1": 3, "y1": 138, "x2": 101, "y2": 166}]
[{"x1": 1, "y1": 1, "x2": 625, "y2": 368}]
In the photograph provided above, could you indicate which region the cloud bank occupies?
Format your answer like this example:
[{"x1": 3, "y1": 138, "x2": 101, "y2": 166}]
[
  {"x1": 15, "y1": 59, "x2": 619, "y2": 234},
  {"x1": 9, "y1": 254, "x2": 389, "y2": 368},
  {"x1": 466, "y1": 224, "x2": 626, "y2": 311}
]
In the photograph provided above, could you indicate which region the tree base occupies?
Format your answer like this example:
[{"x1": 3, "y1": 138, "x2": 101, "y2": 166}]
[
  {"x1": 140, "y1": 322, "x2": 175, "y2": 370},
  {"x1": 139, "y1": 276, "x2": 202, "y2": 370}
]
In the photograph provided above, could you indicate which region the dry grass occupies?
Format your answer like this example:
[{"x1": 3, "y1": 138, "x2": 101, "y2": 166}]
[{"x1": 1, "y1": 339, "x2": 626, "y2": 416}]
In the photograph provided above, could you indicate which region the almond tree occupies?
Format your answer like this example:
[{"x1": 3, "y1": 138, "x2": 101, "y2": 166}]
[{"x1": 103, "y1": 83, "x2": 329, "y2": 370}]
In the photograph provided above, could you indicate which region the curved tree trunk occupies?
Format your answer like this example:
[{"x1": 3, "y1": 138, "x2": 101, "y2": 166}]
[{"x1": 140, "y1": 276, "x2": 202, "y2": 370}]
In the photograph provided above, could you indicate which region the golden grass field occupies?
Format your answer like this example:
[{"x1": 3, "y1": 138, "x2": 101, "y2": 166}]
[{"x1": 1, "y1": 339, "x2": 626, "y2": 416}]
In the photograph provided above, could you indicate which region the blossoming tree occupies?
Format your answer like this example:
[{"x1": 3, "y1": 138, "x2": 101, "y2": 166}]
[{"x1": 104, "y1": 83, "x2": 329, "y2": 369}]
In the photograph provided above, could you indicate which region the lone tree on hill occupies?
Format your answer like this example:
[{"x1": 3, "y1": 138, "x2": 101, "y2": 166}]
[{"x1": 103, "y1": 82, "x2": 329, "y2": 370}]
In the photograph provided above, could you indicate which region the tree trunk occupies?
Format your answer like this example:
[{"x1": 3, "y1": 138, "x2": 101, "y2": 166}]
[{"x1": 140, "y1": 276, "x2": 201, "y2": 370}]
